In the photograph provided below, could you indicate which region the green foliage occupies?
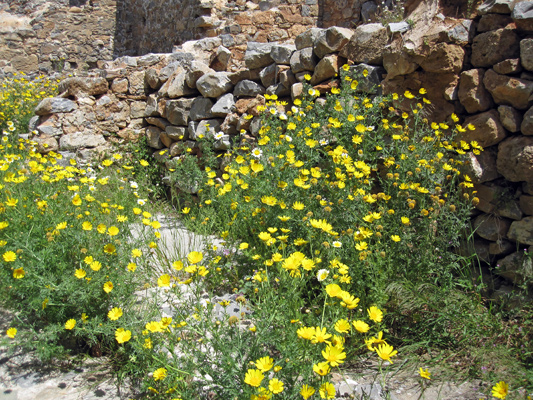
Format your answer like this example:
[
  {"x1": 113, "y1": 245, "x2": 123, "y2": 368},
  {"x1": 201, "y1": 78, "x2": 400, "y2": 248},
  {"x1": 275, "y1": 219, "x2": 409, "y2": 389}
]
[{"x1": 0, "y1": 72, "x2": 58, "y2": 134}]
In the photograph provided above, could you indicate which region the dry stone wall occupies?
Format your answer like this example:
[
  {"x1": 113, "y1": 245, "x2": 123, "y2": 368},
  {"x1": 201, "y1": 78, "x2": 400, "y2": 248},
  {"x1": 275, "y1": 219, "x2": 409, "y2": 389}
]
[{"x1": 20, "y1": 0, "x2": 533, "y2": 296}]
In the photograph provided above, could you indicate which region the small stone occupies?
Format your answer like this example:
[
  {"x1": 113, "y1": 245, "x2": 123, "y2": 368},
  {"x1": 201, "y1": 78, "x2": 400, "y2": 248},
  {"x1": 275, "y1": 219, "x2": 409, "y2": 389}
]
[
  {"x1": 512, "y1": 1, "x2": 533, "y2": 33},
  {"x1": 522, "y1": 106, "x2": 533, "y2": 135},
  {"x1": 498, "y1": 105, "x2": 523, "y2": 133},
  {"x1": 189, "y1": 97, "x2": 215, "y2": 121},
  {"x1": 145, "y1": 126, "x2": 163, "y2": 149},
  {"x1": 340, "y1": 23, "x2": 388, "y2": 65},
  {"x1": 59, "y1": 132, "x2": 106, "y2": 150},
  {"x1": 165, "y1": 98, "x2": 195, "y2": 126},
  {"x1": 295, "y1": 28, "x2": 323, "y2": 50},
  {"x1": 508, "y1": 216, "x2": 533, "y2": 245},
  {"x1": 270, "y1": 43, "x2": 296, "y2": 65},
  {"x1": 259, "y1": 64, "x2": 278, "y2": 88},
  {"x1": 310, "y1": 54, "x2": 342, "y2": 85},
  {"x1": 461, "y1": 109, "x2": 507, "y2": 148},
  {"x1": 496, "y1": 251, "x2": 533, "y2": 284},
  {"x1": 483, "y1": 69, "x2": 533, "y2": 110},
  {"x1": 313, "y1": 26, "x2": 353, "y2": 59},
  {"x1": 478, "y1": 0, "x2": 515, "y2": 15},
  {"x1": 458, "y1": 69, "x2": 493, "y2": 113},
  {"x1": 196, "y1": 72, "x2": 233, "y2": 98},
  {"x1": 245, "y1": 42, "x2": 277, "y2": 69},
  {"x1": 497, "y1": 136, "x2": 533, "y2": 183},
  {"x1": 474, "y1": 214, "x2": 512, "y2": 241},
  {"x1": 520, "y1": 195, "x2": 533, "y2": 215},
  {"x1": 493, "y1": 58, "x2": 523, "y2": 75},
  {"x1": 290, "y1": 47, "x2": 318, "y2": 74},
  {"x1": 35, "y1": 98, "x2": 77, "y2": 116},
  {"x1": 521, "y1": 39, "x2": 533, "y2": 72},
  {"x1": 234, "y1": 80, "x2": 266, "y2": 97},
  {"x1": 471, "y1": 28, "x2": 520, "y2": 68},
  {"x1": 211, "y1": 93, "x2": 236, "y2": 116},
  {"x1": 477, "y1": 14, "x2": 513, "y2": 33}
]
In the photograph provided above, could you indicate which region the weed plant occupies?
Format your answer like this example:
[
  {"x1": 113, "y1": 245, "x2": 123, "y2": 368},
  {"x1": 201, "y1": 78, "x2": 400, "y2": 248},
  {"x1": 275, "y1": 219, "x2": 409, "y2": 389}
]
[{"x1": 0, "y1": 72, "x2": 58, "y2": 134}]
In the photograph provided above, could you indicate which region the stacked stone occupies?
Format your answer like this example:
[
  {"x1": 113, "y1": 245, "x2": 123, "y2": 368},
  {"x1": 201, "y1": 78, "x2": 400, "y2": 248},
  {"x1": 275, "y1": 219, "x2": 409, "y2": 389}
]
[
  {"x1": 0, "y1": 0, "x2": 116, "y2": 76},
  {"x1": 458, "y1": 1, "x2": 533, "y2": 292}
]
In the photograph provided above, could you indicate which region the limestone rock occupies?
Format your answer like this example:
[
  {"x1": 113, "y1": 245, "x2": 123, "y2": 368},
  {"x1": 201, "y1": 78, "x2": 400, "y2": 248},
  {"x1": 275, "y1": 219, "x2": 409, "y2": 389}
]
[
  {"x1": 59, "y1": 132, "x2": 106, "y2": 150},
  {"x1": 311, "y1": 54, "x2": 342, "y2": 85},
  {"x1": 196, "y1": 72, "x2": 233, "y2": 98},
  {"x1": 266, "y1": 83, "x2": 290, "y2": 97},
  {"x1": 340, "y1": 23, "x2": 388, "y2": 65},
  {"x1": 383, "y1": 50, "x2": 418, "y2": 79},
  {"x1": 144, "y1": 95, "x2": 159, "y2": 117},
  {"x1": 388, "y1": 22, "x2": 411, "y2": 34},
  {"x1": 521, "y1": 106, "x2": 533, "y2": 135},
  {"x1": 228, "y1": 69, "x2": 262, "y2": 85},
  {"x1": 270, "y1": 44, "x2": 296, "y2": 65},
  {"x1": 463, "y1": 147, "x2": 501, "y2": 183},
  {"x1": 496, "y1": 200, "x2": 524, "y2": 221},
  {"x1": 146, "y1": 117, "x2": 171, "y2": 131},
  {"x1": 478, "y1": 0, "x2": 515, "y2": 14},
  {"x1": 508, "y1": 216, "x2": 533, "y2": 245},
  {"x1": 497, "y1": 136, "x2": 533, "y2": 183},
  {"x1": 111, "y1": 78, "x2": 129, "y2": 93},
  {"x1": 477, "y1": 14, "x2": 513, "y2": 32},
  {"x1": 35, "y1": 98, "x2": 77, "y2": 116},
  {"x1": 189, "y1": 97, "x2": 214, "y2": 121},
  {"x1": 489, "y1": 239, "x2": 515, "y2": 256},
  {"x1": 245, "y1": 42, "x2": 276, "y2": 69},
  {"x1": 33, "y1": 135, "x2": 58, "y2": 153},
  {"x1": 493, "y1": 58, "x2": 522, "y2": 75},
  {"x1": 295, "y1": 28, "x2": 324, "y2": 50},
  {"x1": 160, "y1": 70, "x2": 197, "y2": 98},
  {"x1": 211, "y1": 93, "x2": 236, "y2": 116},
  {"x1": 471, "y1": 28, "x2": 520, "y2": 67},
  {"x1": 166, "y1": 126, "x2": 188, "y2": 141},
  {"x1": 291, "y1": 82, "x2": 304, "y2": 100},
  {"x1": 496, "y1": 251, "x2": 533, "y2": 284},
  {"x1": 210, "y1": 46, "x2": 232, "y2": 71},
  {"x1": 349, "y1": 64, "x2": 385, "y2": 94},
  {"x1": 498, "y1": 105, "x2": 523, "y2": 132},
  {"x1": 159, "y1": 132, "x2": 174, "y2": 148},
  {"x1": 521, "y1": 39, "x2": 533, "y2": 71},
  {"x1": 461, "y1": 109, "x2": 507, "y2": 147},
  {"x1": 189, "y1": 119, "x2": 223, "y2": 140},
  {"x1": 313, "y1": 26, "x2": 353, "y2": 59},
  {"x1": 290, "y1": 48, "x2": 318, "y2": 74},
  {"x1": 58, "y1": 77, "x2": 108, "y2": 98},
  {"x1": 413, "y1": 43, "x2": 465, "y2": 74},
  {"x1": 186, "y1": 61, "x2": 214, "y2": 89},
  {"x1": 458, "y1": 69, "x2": 493, "y2": 114},
  {"x1": 145, "y1": 69, "x2": 161, "y2": 90},
  {"x1": 474, "y1": 214, "x2": 512, "y2": 241},
  {"x1": 483, "y1": 69, "x2": 533, "y2": 110},
  {"x1": 165, "y1": 98, "x2": 195, "y2": 126},
  {"x1": 512, "y1": 1, "x2": 533, "y2": 32},
  {"x1": 145, "y1": 126, "x2": 163, "y2": 149},
  {"x1": 260, "y1": 64, "x2": 278, "y2": 88},
  {"x1": 520, "y1": 195, "x2": 533, "y2": 215},
  {"x1": 234, "y1": 80, "x2": 266, "y2": 97}
]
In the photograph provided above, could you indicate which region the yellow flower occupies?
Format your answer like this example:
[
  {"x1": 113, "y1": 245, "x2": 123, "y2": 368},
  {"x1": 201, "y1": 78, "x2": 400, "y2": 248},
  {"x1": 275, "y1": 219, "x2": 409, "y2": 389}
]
[
  {"x1": 321, "y1": 344, "x2": 346, "y2": 366},
  {"x1": 65, "y1": 319, "x2": 76, "y2": 330},
  {"x1": 187, "y1": 251, "x2": 203, "y2": 264},
  {"x1": 158, "y1": 274, "x2": 171, "y2": 287},
  {"x1": 419, "y1": 368, "x2": 431, "y2": 379},
  {"x1": 13, "y1": 267, "x2": 25, "y2": 279},
  {"x1": 107, "y1": 226, "x2": 119, "y2": 236},
  {"x1": 97, "y1": 224, "x2": 106, "y2": 234},
  {"x1": 90, "y1": 260, "x2": 102, "y2": 271},
  {"x1": 391, "y1": 235, "x2": 401, "y2": 242},
  {"x1": 104, "y1": 243, "x2": 116, "y2": 254},
  {"x1": 319, "y1": 382, "x2": 336, "y2": 399},
  {"x1": 153, "y1": 368, "x2": 167, "y2": 381},
  {"x1": 74, "y1": 269, "x2": 86, "y2": 279},
  {"x1": 269, "y1": 378, "x2": 284, "y2": 394},
  {"x1": 127, "y1": 262, "x2": 137, "y2": 272},
  {"x1": 115, "y1": 328, "x2": 131, "y2": 343},
  {"x1": 108, "y1": 307, "x2": 123, "y2": 320},
  {"x1": 325, "y1": 283, "x2": 343, "y2": 298},
  {"x1": 292, "y1": 201, "x2": 305, "y2": 210},
  {"x1": 375, "y1": 343, "x2": 398, "y2": 363},
  {"x1": 244, "y1": 369, "x2": 264, "y2": 387},
  {"x1": 103, "y1": 281, "x2": 114, "y2": 293},
  {"x1": 492, "y1": 381, "x2": 509, "y2": 399},
  {"x1": 353, "y1": 320, "x2": 370, "y2": 333},
  {"x1": 334, "y1": 319, "x2": 350, "y2": 334},
  {"x1": 131, "y1": 248, "x2": 142, "y2": 258},
  {"x1": 368, "y1": 306, "x2": 383, "y2": 322},
  {"x1": 300, "y1": 384, "x2": 316, "y2": 399},
  {"x1": 255, "y1": 356, "x2": 274, "y2": 372},
  {"x1": 56, "y1": 221, "x2": 67, "y2": 230},
  {"x1": 5, "y1": 198, "x2": 18, "y2": 207},
  {"x1": 139, "y1": 159, "x2": 149, "y2": 166},
  {"x1": 82, "y1": 221, "x2": 93, "y2": 231},
  {"x1": 313, "y1": 361, "x2": 330, "y2": 376},
  {"x1": 173, "y1": 260, "x2": 183, "y2": 270},
  {"x1": 6, "y1": 327, "x2": 17, "y2": 339}
]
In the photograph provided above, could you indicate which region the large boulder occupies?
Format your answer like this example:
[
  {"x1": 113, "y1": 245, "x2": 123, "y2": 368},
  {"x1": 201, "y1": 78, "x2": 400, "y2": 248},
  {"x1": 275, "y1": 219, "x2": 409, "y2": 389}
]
[
  {"x1": 270, "y1": 44, "x2": 296, "y2": 65},
  {"x1": 461, "y1": 109, "x2": 507, "y2": 148},
  {"x1": 458, "y1": 69, "x2": 493, "y2": 113},
  {"x1": 189, "y1": 97, "x2": 214, "y2": 121},
  {"x1": 483, "y1": 69, "x2": 533, "y2": 110},
  {"x1": 165, "y1": 98, "x2": 195, "y2": 126},
  {"x1": 340, "y1": 23, "x2": 388, "y2": 65},
  {"x1": 211, "y1": 93, "x2": 236, "y2": 117},
  {"x1": 290, "y1": 48, "x2": 318, "y2": 74},
  {"x1": 471, "y1": 28, "x2": 520, "y2": 67},
  {"x1": 311, "y1": 54, "x2": 343, "y2": 85},
  {"x1": 196, "y1": 72, "x2": 233, "y2": 98},
  {"x1": 497, "y1": 136, "x2": 533, "y2": 183},
  {"x1": 245, "y1": 42, "x2": 277, "y2": 69},
  {"x1": 59, "y1": 132, "x2": 106, "y2": 150},
  {"x1": 295, "y1": 28, "x2": 324, "y2": 50},
  {"x1": 234, "y1": 80, "x2": 266, "y2": 97},
  {"x1": 35, "y1": 98, "x2": 77, "y2": 116},
  {"x1": 521, "y1": 106, "x2": 533, "y2": 136},
  {"x1": 412, "y1": 43, "x2": 464, "y2": 74},
  {"x1": 313, "y1": 27, "x2": 353, "y2": 59},
  {"x1": 58, "y1": 77, "x2": 108, "y2": 98}
]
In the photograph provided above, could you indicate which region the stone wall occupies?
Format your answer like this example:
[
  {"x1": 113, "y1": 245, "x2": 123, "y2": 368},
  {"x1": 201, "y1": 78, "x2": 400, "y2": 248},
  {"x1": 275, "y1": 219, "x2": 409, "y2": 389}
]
[
  {"x1": 22, "y1": 0, "x2": 533, "y2": 296},
  {"x1": 0, "y1": 0, "x2": 375, "y2": 76},
  {"x1": 0, "y1": 0, "x2": 116, "y2": 75}
]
